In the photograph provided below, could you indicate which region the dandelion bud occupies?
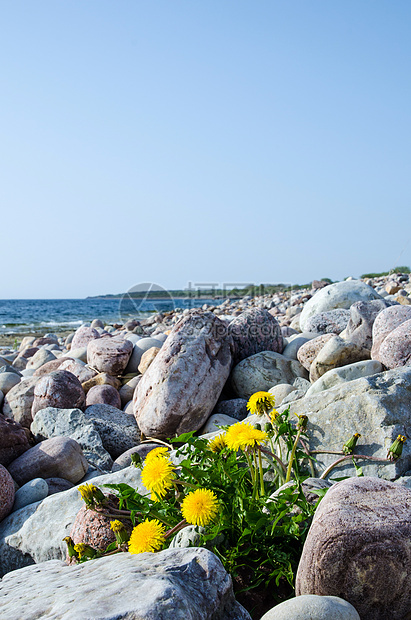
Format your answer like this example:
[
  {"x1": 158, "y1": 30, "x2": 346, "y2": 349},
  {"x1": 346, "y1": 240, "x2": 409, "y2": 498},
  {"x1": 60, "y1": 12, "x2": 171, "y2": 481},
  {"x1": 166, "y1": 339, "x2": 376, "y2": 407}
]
[
  {"x1": 297, "y1": 415, "x2": 308, "y2": 431},
  {"x1": 343, "y1": 433, "x2": 361, "y2": 455},
  {"x1": 387, "y1": 435, "x2": 407, "y2": 461},
  {"x1": 110, "y1": 520, "x2": 129, "y2": 545}
]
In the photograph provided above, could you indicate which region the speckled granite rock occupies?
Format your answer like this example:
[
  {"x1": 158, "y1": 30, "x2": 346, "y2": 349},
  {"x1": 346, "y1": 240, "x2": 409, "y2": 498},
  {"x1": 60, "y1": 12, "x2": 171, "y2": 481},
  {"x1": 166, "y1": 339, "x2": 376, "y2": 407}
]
[
  {"x1": 297, "y1": 333, "x2": 336, "y2": 371},
  {"x1": 31, "y1": 370, "x2": 86, "y2": 417},
  {"x1": 378, "y1": 318, "x2": 411, "y2": 369},
  {"x1": 0, "y1": 465, "x2": 15, "y2": 522},
  {"x1": 2, "y1": 377, "x2": 39, "y2": 428},
  {"x1": 0, "y1": 414, "x2": 30, "y2": 466},
  {"x1": 304, "y1": 308, "x2": 351, "y2": 335},
  {"x1": 296, "y1": 477, "x2": 411, "y2": 620},
  {"x1": 69, "y1": 504, "x2": 117, "y2": 552},
  {"x1": 229, "y1": 307, "x2": 283, "y2": 365},
  {"x1": 84, "y1": 404, "x2": 140, "y2": 459},
  {"x1": 87, "y1": 337, "x2": 133, "y2": 375},
  {"x1": 70, "y1": 325, "x2": 100, "y2": 351},
  {"x1": 0, "y1": 549, "x2": 251, "y2": 620},
  {"x1": 85, "y1": 384, "x2": 121, "y2": 409},
  {"x1": 371, "y1": 305, "x2": 411, "y2": 360}
]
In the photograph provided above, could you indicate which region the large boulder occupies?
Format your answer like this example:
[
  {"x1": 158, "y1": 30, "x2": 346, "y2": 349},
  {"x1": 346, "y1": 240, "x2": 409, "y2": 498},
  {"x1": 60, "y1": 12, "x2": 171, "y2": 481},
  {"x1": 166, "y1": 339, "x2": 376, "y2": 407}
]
[
  {"x1": 70, "y1": 325, "x2": 100, "y2": 350},
  {"x1": 134, "y1": 311, "x2": 233, "y2": 438},
  {"x1": 378, "y1": 319, "x2": 411, "y2": 369},
  {"x1": 231, "y1": 351, "x2": 308, "y2": 400},
  {"x1": 7, "y1": 437, "x2": 88, "y2": 486},
  {"x1": 2, "y1": 377, "x2": 39, "y2": 428},
  {"x1": 228, "y1": 307, "x2": 283, "y2": 365},
  {"x1": 0, "y1": 465, "x2": 15, "y2": 522},
  {"x1": 0, "y1": 415, "x2": 30, "y2": 466},
  {"x1": 306, "y1": 360, "x2": 383, "y2": 396},
  {"x1": 30, "y1": 408, "x2": 113, "y2": 470},
  {"x1": 343, "y1": 299, "x2": 392, "y2": 350},
  {"x1": 31, "y1": 370, "x2": 86, "y2": 418},
  {"x1": 0, "y1": 549, "x2": 250, "y2": 620},
  {"x1": 309, "y1": 336, "x2": 370, "y2": 382},
  {"x1": 371, "y1": 305, "x2": 411, "y2": 360},
  {"x1": 296, "y1": 477, "x2": 411, "y2": 620},
  {"x1": 279, "y1": 367, "x2": 411, "y2": 479},
  {"x1": 299, "y1": 280, "x2": 382, "y2": 332},
  {"x1": 87, "y1": 337, "x2": 133, "y2": 375}
]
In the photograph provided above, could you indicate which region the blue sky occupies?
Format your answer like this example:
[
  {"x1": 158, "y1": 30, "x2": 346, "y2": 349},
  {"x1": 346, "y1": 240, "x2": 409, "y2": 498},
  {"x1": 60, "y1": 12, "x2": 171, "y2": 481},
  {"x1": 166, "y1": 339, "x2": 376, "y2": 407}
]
[{"x1": 1, "y1": 1, "x2": 410, "y2": 298}]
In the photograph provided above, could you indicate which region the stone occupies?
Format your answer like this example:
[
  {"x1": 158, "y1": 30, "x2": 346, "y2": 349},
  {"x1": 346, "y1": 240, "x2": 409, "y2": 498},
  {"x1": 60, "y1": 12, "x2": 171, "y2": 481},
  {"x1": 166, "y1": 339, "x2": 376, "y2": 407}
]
[
  {"x1": 119, "y1": 375, "x2": 141, "y2": 408},
  {"x1": 343, "y1": 299, "x2": 392, "y2": 350},
  {"x1": 134, "y1": 311, "x2": 233, "y2": 439},
  {"x1": 0, "y1": 466, "x2": 146, "y2": 576},
  {"x1": 0, "y1": 372, "x2": 20, "y2": 395},
  {"x1": 261, "y1": 595, "x2": 360, "y2": 620},
  {"x1": 7, "y1": 437, "x2": 88, "y2": 486},
  {"x1": 306, "y1": 360, "x2": 383, "y2": 396},
  {"x1": 12, "y1": 478, "x2": 49, "y2": 512},
  {"x1": 33, "y1": 337, "x2": 58, "y2": 347},
  {"x1": 30, "y1": 407, "x2": 113, "y2": 471},
  {"x1": 0, "y1": 364, "x2": 22, "y2": 376},
  {"x1": 0, "y1": 549, "x2": 250, "y2": 620},
  {"x1": 124, "y1": 337, "x2": 163, "y2": 373},
  {"x1": 138, "y1": 346, "x2": 160, "y2": 373},
  {"x1": 87, "y1": 337, "x2": 133, "y2": 375},
  {"x1": 228, "y1": 307, "x2": 283, "y2": 365},
  {"x1": 201, "y1": 413, "x2": 238, "y2": 434},
  {"x1": 385, "y1": 281, "x2": 402, "y2": 295},
  {"x1": 396, "y1": 295, "x2": 411, "y2": 305},
  {"x1": 70, "y1": 504, "x2": 117, "y2": 552},
  {"x1": 90, "y1": 318, "x2": 104, "y2": 329},
  {"x1": 231, "y1": 351, "x2": 308, "y2": 400},
  {"x1": 111, "y1": 444, "x2": 154, "y2": 471},
  {"x1": 0, "y1": 415, "x2": 30, "y2": 466},
  {"x1": 212, "y1": 398, "x2": 248, "y2": 421},
  {"x1": 19, "y1": 346, "x2": 39, "y2": 359},
  {"x1": 31, "y1": 370, "x2": 86, "y2": 417},
  {"x1": 25, "y1": 349, "x2": 57, "y2": 371},
  {"x1": 86, "y1": 384, "x2": 121, "y2": 409},
  {"x1": 310, "y1": 336, "x2": 370, "y2": 382},
  {"x1": 304, "y1": 308, "x2": 351, "y2": 335},
  {"x1": 279, "y1": 367, "x2": 411, "y2": 479},
  {"x1": 32, "y1": 356, "x2": 73, "y2": 377},
  {"x1": 296, "y1": 477, "x2": 411, "y2": 620},
  {"x1": 282, "y1": 332, "x2": 321, "y2": 360},
  {"x1": 371, "y1": 305, "x2": 411, "y2": 360},
  {"x1": 11, "y1": 356, "x2": 27, "y2": 370},
  {"x1": 378, "y1": 319, "x2": 411, "y2": 368},
  {"x1": 299, "y1": 280, "x2": 382, "y2": 332},
  {"x1": 58, "y1": 358, "x2": 96, "y2": 383},
  {"x1": 70, "y1": 325, "x2": 100, "y2": 350},
  {"x1": 65, "y1": 347, "x2": 87, "y2": 363},
  {"x1": 2, "y1": 377, "x2": 39, "y2": 428},
  {"x1": 84, "y1": 404, "x2": 140, "y2": 459},
  {"x1": 279, "y1": 377, "x2": 312, "y2": 405},
  {"x1": 268, "y1": 384, "x2": 297, "y2": 406},
  {"x1": 297, "y1": 333, "x2": 336, "y2": 370},
  {"x1": 0, "y1": 465, "x2": 15, "y2": 522},
  {"x1": 82, "y1": 372, "x2": 121, "y2": 393},
  {"x1": 45, "y1": 477, "x2": 74, "y2": 495},
  {"x1": 169, "y1": 524, "x2": 204, "y2": 548}
]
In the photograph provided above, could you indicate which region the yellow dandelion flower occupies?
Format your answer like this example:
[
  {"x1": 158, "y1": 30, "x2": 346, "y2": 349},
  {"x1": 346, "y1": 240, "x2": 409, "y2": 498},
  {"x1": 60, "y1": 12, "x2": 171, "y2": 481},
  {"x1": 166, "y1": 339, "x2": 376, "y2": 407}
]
[
  {"x1": 141, "y1": 455, "x2": 175, "y2": 500},
  {"x1": 110, "y1": 520, "x2": 124, "y2": 533},
  {"x1": 225, "y1": 422, "x2": 268, "y2": 451},
  {"x1": 270, "y1": 408, "x2": 279, "y2": 424},
  {"x1": 144, "y1": 446, "x2": 170, "y2": 464},
  {"x1": 181, "y1": 488, "x2": 219, "y2": 527},
  {"x1": 128, "y1": 519, "x2": 166, "y2": 554},
  {"x1": 78, "y1": 483, "x2": 105, "y2": 507},
  {"x1": 246, "y1": 391, "x2": 276, "y2": 416},
  {"x1": 208, "y1": 434, "x2": 227, "y2": 453}
]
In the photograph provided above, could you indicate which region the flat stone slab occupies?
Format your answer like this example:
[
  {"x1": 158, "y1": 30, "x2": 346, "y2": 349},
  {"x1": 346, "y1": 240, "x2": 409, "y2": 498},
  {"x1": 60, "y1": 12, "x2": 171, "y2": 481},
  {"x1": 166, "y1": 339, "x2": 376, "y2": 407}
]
[{"x1": 0, "y1": 549, "x2": 251, "y2": 620}]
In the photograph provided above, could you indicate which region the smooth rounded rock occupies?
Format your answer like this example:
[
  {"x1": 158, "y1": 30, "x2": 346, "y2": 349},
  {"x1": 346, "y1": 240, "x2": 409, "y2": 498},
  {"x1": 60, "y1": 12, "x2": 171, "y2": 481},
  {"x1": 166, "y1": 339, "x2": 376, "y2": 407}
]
[
  {"x1": 371, "y1": 305, "x2": 411, "y2": 360},
  {"x1": 138, "y1": 346, "x2": 160, "y2": 374},
  {"x1": 124, "y1": 338, "x2": 163, "y2": 374},
  {"x1": 32, "y1": 356, "x2": 73, "y2": 377},
  {"x1": 0, "y1": 372, "x2": 20, "y2": 395},
  {"x1": 261, "y1": 595, "x2": 360, "y2": 619},
  {"x1": 201, "y1": 413, "x2": 238, "y2": 434},
  {"x1": 57, "y1": 359, "x2": 96, "y2": 384},
  {"x1": 342, "y1": 299, "x2": 392, "y2": 350},
  {"x1": 229, "y1": 307, "x2": 283, "y2": 365},
  {"x1": 119, "y1": 375, "x2": 141, "y2": 408},
  {"x1": 378, "y1": 318, "x2": 411, "y2": 368},
  {"x1": 309, "y1": 336, "x2": 370, "y2": 383},
  {"x1": 212, "y1": 398, "x2": 248, "y2": 421},
  {"x1": 26, "y1": 349, "x2": 57, "y2": 371},
  {"x1": 66, "y1": 347, "x2": 88, "y2": 363},
  {"x1": 306, "y1": 360, "x2": 383, "y2": 396},
  {"x1": 85, "y1": 384, "x2": 121, "y2": 409},
  {"x1": 31, "y1": 370, "x2": 86, "y2": 418},
  {"x1": 13, "y1": 478, "x2": 49, "y2": 512},
  {"x1": 45, "y1": 477, "x2": 75, "y2": 495},
  {"x1": 2, "y1": 377, "x2": 39, "y2": 428},
  {"x1": 87, "y1": 337, "x2": 133, "y2": 375},
  {"x1": 71, "y1": 326, "x2": 100, "y2": 351},
  {"x1": 304, "y1": 308, "x2": 351, "y2": 335},
  {"x1": 0, "y1": 465, "x2": 15, "y2": 522},
  {"x1": 0, "y1": 415, "x2": 30, "y2": 466},
  {"x1": 268, "y1": 384, "x2": 297, "y2": 406},
  {"x1": 282, "y1": 332, "x2": 321, "y2": 360},
  {"x1": 297, "y1": 333, "x2": 336, "y2": 371}
]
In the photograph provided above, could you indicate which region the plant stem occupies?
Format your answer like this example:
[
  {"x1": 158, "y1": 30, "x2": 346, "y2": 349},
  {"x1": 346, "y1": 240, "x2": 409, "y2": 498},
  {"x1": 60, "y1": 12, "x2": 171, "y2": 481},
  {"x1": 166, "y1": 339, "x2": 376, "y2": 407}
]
[
  {"x1": 285, "y1": 429, "x2": 302, "y2": 483},
  {"x1": 164, "y1": 519, "x2": 188, "y2": 539},
  {"x1": 299, "y1": 437, "x2": 316, "y2": 477},
  {"x1": 259, "y1": 446, "x2": 287, "y2": 475},
  {"x1": 320, "y1": 454, "x2": 391, "y2": 480},
  {"x1": 257, "y1": 447, "x2": 265, "y2": 497}
]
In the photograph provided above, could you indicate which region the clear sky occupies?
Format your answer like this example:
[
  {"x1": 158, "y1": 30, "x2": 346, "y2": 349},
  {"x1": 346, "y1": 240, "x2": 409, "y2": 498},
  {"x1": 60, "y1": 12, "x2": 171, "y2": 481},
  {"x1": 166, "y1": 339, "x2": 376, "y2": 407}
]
[{"x1": 1, "y1": 0, "x2": 410, "y2": 298}]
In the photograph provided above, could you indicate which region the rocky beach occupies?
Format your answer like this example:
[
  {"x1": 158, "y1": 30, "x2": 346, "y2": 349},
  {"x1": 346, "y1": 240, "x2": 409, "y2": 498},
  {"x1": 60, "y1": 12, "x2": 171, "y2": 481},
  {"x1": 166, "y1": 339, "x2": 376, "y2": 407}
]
[{"x1": 1, "y1": 272, "x2": 411, "y2": 620}]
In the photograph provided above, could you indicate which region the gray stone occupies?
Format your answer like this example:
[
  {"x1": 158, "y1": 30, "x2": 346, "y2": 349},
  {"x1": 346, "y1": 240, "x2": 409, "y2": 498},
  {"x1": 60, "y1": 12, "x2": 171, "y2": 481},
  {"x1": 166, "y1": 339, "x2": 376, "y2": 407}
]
[
  {"x1": 268, "y1": 384, "x2": 297, "y2": 406},
  {"x1": 169, "y1": 524, "x2": 205, "y2": 548},
  {"x1": 280, "y1": 377, "x2": 311, "y2": 405},
  {"x1": 299, "y1": 280, "x2": 382, "y2": 332},
  {"x1": 0, "y1": 364, "x2": 22, "y2": 376},
  {"x1": 119, "y1": 375, "x2": 141, "y2": 407},
  {"x1": 212, "y1": 398, "x2": 248, "y2": 421},
  {"x1": 2, "y1": 377, "x2": 39, "y2": 428},
  {"x1": 261, "y1": 595, "x2": 360, "y2": 620},
  {"x1": 282, "y1": 332, "x2": 321, "y2": 360},
  {"x1": 0, "y1": 548, "x2": 250, "y2": 620},
  {"x1": 231, "y1": 351, "x2": 308, "y2": 400},
  {"x1": 87, "y1": 337, "x2": 133, "y2": 375},
  {"x1": 297, "y1": 333, "x2": 336, "y2": 371},
  {"x1": 45, "y1": 477, "x2": 75, "y2": 495},
  {"x1": 0, "y1": 466, "x2": 146, "y2": 576},
  {"x1": 296, "y1": 477, "x2": 411, "y2": 620},
  {"x1": 0, "y1": 372, "x2": 20, "y2": 395},
  {"x1": 65, "y1": 347, "x2": 87, "y2": 363},
  {"x1": 124, "y1": 337, "x2": 163, "y2": 373},
  {"x1": 26, "y1": 349, "x2": 57, "y2": 371},
  {"x1": 30, "y1": 408, "x2": 113, "y2": 470},
  {"x1": 343, "y1": 299, "x2": 392, "y2": 350},
  {"x1": 201, "y1": 413, "x2": 238, "y2": 434},
  {"x1": 279, "y1": 367, "x2": 411, "y2": 479},
  {"x1": 304, "y1": 308, "x2": 351, "y2": 335},
  {"x1": 228, "y1": 307, "x2": 283, "y2": 365},
  {"x1": 306, "y1": 360, "x2": 383, "y2": 396},
  {"x1": 7, "y1": 437, "x2": 88, "y2": 486},
  {"x1": 84, "y1": 404, "x2": 140, "y2": 459},
  {"x1": 134, "y1": 311, "x2": 233, "y2": 439},
  {"x1": 309, "y1": 335, "x2": 370, "y2": 382},
  {"x1": 12, "y1": 478, "x2": 49, "y2": 512},
  {"x1": 111, "y1": 443, "x2": 159, "y2": 471}
]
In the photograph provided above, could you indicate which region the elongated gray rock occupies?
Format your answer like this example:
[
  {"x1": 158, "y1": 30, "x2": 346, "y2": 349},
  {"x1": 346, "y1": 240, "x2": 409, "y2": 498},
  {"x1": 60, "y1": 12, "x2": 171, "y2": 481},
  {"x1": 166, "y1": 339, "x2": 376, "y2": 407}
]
[
  {"x1": 134, "y1": 311, "x2": 233, "y2": 438},
  {"x1": 0, "y1": 549, "x2": 251, "y2": 620},
  {"x1": 296, "y1": 477, "x2": 411, "y2": 620},
  {"x1": 279, "y1": 367, "x2": 411, "y2": 479},
  {"x1": 231, "y1": 351, "x2": 308, "y2": 400},
  {"x1": 299, "y1": 280, "x2": 382, "y2": 332},
  {"x1": 306, "y1": 360, "x2": 383, "y2": 396}
]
